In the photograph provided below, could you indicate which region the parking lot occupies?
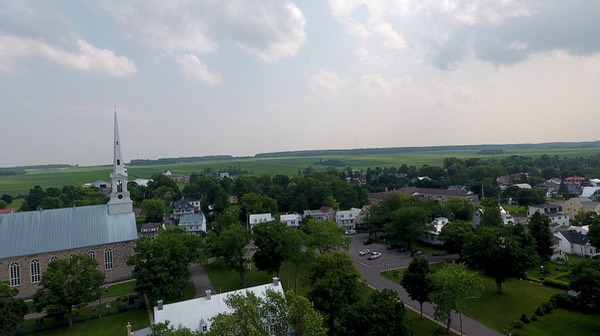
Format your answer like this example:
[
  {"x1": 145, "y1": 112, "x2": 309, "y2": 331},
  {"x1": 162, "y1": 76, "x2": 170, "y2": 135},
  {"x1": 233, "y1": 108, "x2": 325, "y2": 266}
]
[{"x1": 347, "y1": 233, "x2": 415, "y2": 271}]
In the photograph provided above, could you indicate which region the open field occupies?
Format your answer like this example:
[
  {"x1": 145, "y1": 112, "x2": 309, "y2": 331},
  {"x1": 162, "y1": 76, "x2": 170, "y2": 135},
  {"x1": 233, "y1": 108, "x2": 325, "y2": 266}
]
[{"x1": 2, "y1": 145, "x2": 600, "y2": 196}]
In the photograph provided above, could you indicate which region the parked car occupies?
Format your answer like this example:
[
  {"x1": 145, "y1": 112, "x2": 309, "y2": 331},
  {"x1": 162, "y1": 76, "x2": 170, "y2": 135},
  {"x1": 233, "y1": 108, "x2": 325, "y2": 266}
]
[
  {"x1": 397, "y1": 246, "x2": 407, "y2": 253},
  {"x1": 359, "y1": 248, "x2": 371, "y2": 256},
  {"x1": 345, "y1": 229, "x2": 357, "y2": 235},
  {"x1": 410, "y1": 250, "x2": 423, "y2": 257},
  {"x1": 368, "y1": 251, "x2": 382, "y2": 260},
  {"x1": 363, "y1": 238, "x2": 373, "y2": 245}
]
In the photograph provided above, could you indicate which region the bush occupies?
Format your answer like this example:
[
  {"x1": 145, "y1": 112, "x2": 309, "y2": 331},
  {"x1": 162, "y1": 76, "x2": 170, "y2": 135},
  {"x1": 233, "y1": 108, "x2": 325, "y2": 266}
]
[
  {"x1": 542, "y1": 278, "x2": 569, "y2": 290},
  {"x1": 531, "y1": 315, "x2": 538, "y2": 322},
  {"x1": 512, "y1": 330, "x2": 528, "y2": 336},
  {"x1": 510, "y1": 320, "x2": 524, "y2": 329},
  {"x1": 520, "y1": 313, "x2": 530, "y2": 324},
  {"x1": 541, "y1": 301, "x2": 554, "y2": 314},
  {"x1": 535, "y1": 307, "x2": 545, "y2": 316},
  {"x1": 550, "y1": 293, "x2": 577, "y2": 311}
]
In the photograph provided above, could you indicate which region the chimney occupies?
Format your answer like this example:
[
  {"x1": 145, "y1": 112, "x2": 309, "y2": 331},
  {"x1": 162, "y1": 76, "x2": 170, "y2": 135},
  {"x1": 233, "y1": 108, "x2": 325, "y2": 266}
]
[
  {"x1": 205, "y1": 289, "x2": 212, "y2": 300},
  {"x1": 157, "y1": 299, "x2": 163, "y2": 311},
  {"x1": 272, "y1": 277, "x2": 280, "y2": 287}
]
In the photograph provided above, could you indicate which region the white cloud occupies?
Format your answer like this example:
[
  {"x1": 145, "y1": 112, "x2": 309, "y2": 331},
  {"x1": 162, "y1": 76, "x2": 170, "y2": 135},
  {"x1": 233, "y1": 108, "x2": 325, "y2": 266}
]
[
  {"x1": 309, "y1": 69, "x2": 346, "y2": 94},
  {"x1": 358, "y1": 74, "x2": 393, "y2": 96},
  {"x1": 0, "y1": 35, "x2": 137, "y2": 76},
  {"x1": 175, "y1": 54, "x2": 222, "y2": 86}
]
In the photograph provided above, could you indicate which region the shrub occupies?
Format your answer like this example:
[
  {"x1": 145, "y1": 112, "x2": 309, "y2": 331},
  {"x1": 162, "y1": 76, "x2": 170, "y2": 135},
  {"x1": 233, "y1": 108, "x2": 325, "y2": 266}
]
[
  {"x1": 531, "y1": 315, "x2": 538, "y2": 322},
  {"x1": 510, "y1": 320, "x2": 524, "y2": 329},
  {"x1": 542, "y1": 278, "x2": 569, "y2": 290},
  {"x1": 512, "y1": 330, "x2": 528, "y2": 336},
  {"x1": 535, "y1": 307, "x2": 544, "y2": 316},
  {"x1": 550, "y1": 293, "x2": 577, "y2": 311},
  {"x1": 520, "y1": 313, "x2": 530, "y2": 324},
  {"x1": 541, "y1": 301, "x2": 554, "y2": 314}
]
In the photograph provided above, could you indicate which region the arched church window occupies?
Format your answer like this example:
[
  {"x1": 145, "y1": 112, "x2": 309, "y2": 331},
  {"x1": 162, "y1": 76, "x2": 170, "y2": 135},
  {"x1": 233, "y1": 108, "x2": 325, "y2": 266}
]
[
  {"x1": 31, "y1": 259, "x2": 41, "y2": 283},
  {"x1": 9, "y1": 262, "x2": 20, "y2": 286},
  {"x1": 104, "y1": 249, "x2": 113, "y2": 270}
]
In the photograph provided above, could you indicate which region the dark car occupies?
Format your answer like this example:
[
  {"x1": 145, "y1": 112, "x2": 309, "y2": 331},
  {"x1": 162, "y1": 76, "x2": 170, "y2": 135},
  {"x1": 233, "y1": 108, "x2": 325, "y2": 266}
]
[
  {"x1": 410, "y1": 250, "x2": 423, "y2": 257},
  {"x1": 363, "y1": 238, "x2": 373, "y2": 245},
  {"x1": 397, "y1": 246, "x2": 407, "y2": 253}
]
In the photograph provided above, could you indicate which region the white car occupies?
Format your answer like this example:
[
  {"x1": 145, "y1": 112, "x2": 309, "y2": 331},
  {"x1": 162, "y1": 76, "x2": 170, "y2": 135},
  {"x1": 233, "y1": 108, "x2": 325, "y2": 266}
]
[
  {"x1": 368, "y1": 251, "x2": 382, "y2": 260},
  {"x1": 345, "y1": 229, "x2": 357, "y2": 235},
  {"x1": 359, "y1": 248, "x2": 371, "y2": 256}
]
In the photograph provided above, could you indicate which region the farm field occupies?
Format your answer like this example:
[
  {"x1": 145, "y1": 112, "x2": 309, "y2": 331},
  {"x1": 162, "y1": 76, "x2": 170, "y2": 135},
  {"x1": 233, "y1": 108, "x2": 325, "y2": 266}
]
[{"x1": 2, "y1": 145, "x2": 600, "y2": 196}]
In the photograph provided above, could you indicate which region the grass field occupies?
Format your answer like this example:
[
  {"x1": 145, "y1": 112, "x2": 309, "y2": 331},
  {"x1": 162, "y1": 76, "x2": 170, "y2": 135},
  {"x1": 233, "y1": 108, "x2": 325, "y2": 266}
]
[{"x1": 2, "y1": 146, "x2": 600, "y2": 196}]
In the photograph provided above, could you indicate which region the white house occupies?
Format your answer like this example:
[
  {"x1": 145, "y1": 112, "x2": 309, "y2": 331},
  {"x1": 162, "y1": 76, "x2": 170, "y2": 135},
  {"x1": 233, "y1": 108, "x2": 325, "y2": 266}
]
[
  {"x1": 280, "y1": 213, "x2": 301, "y2": 228},
  {"x1": 179, "y1": 213, "x2": 207, "y2": 234},
  {"x1": 421, "y1": 217, "x2": 449, "y2": 246},
  {"x1": 527, "y1": 204, "x2": 569, "y2": 227},
  {"x1": 154, "y1": 278, "x2": 284, "y2": 333},
  {"x1": 590, "y1": 178, "x2": 600, "y2": 187},
  {"x1": 133, "y1": 178, "x2": 151, "y2": 187},
  {"x1": 335, "y1": 208, "x2": 362, "y2": 230},
  {"x1": 555, "y1": 226, "x2": 598, "y2": 258},
  {"x1": 249, "y1": 213, "x2": 274, "y2": 228},
  {"x1": 303, "y1": 206, "x2": 336, "y2": 222},
  {"x1": 472, "y1": 206, "x2": 515, "y2": 228}
]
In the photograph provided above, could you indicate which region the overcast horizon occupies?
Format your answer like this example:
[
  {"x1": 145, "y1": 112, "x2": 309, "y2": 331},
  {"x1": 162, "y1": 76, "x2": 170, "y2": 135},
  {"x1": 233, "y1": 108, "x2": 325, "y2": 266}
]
[{"x1": 2, "y1": 1, "x2": 600, "y2": 167}]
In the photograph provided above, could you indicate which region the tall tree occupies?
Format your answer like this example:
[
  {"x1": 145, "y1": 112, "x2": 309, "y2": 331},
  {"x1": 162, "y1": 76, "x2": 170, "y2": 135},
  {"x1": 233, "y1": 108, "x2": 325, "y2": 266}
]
[
  {"x1": 252, "y1": 220, "x2": 286, "y2": 276},
  {"x1": 281, "y1": 228, "x2": 314, "y2": 293},
  {"x1": 528, "y1": 212, "x2": 554, "y2": 261},
  {"x1": 588, "y1": 217, "x2": 600, "y2": 248},
  {"x1": 307, "y1": 252, "x2": 363, "y2": 329},
  {"x1": 209, "y1": 224, "x2": 249, "y2": 286},
  {"x1": 429, "y1": 262, "x2": 484, "y2": 334},
  {"x1": 304, "y1": 218, "x2": 350, "y2": 253},
  {"x1": 478, "y1": 198, "x2": 502, "y2": 227},
  {"x1": 0, "y1": 281, "x2": 28, "y2": 335},
  {"x1": 33, "y1": 254, "x2": 105, "y2": 327},
  {"x1": 401, "y1": 256, "x2": 434, "y2": 318},
  {"x1": 444, "y1": 198, "x2": 474, "y2": 221},
  {"x1": 207, "y1": 289, "x2": 327, "y2": 336},
  {"x1": 338, "y1": 289, "x2": 413, "y2": 336},
  {"x1": 570, "y1": 259, "x2": 600, "y2": 313},
  {"x1": 385, "y1": 206, "x2": 431, "y2": 249},
  {"x1": 128, "y1": 228, "x2": 204, "y2": 303},
  {"x1": 140, "y1": 198, "x2": 169, "y2": 222},
  {"x1": 438, "y1": 220, "x2": 472, "y2": 258},
  {"x1": 463, "y1": 225, "x2": 538, "y2": 294}
]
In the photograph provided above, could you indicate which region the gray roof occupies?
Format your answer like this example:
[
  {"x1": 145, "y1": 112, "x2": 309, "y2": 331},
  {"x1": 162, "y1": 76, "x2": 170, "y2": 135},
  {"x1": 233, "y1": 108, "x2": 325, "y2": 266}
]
[
  {"x1": 560, "y1": 230, "x2": 589, "y2": 246},
  {"x1": 0, "y1": 204, "x2": 137, "y2": 259},
  {"x1": 179, "y1": 213, "x2": 205, "y2": 226}
]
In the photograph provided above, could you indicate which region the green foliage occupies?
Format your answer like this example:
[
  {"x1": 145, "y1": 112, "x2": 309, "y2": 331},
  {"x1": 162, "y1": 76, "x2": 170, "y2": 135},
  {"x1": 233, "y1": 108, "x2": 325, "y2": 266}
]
[
  {"x1": 208, "y1": 224, "x2": 250, "y2": 286},
  {"x1": 444, "y1": 198, "x2": 475, "y2": 221},
  {"x1": 528, "y1": 213, "x2": 554, "y2": 261},
  {"x1": 128, "y1": 228, "x2": 204, "y2": 303},
  {"x1": 530, "y1": 314, "x2": 538, "y2": 322},
  {"x1": 0, "y1": 281, "x2": 28, "y2": 334},
  {"x1": 306, "y1": 252, "x2": 364, "y2": 329},
  {"x1": 438, "y1": 220, "x2": 473, "y2": 257},
  {"x1": 149, "y1": 321, "x2": 200, "y2": 335},
  {"x1": 140, "y1": 198, "x2": 169, "y2": 222},
  {"x1": 401, "y1": 256, "x2": 434, "y2": 318},
  {"x1": 303, "y1": 218, "x2": 349, "y2": 253},
  {"x1": 428, "y1": 262, "x2": 484, "y2": 333},
  {"x1": 0, "y1": 199, "x2": 6, "y2": 209},
  {"x1": 588, "y1": 217, "x2": 600, "y2": 248},
  {"x1": 479, "y1": 198, "x2": 502, "y2": 227},
  {"x1": 252, "y1": 221, "x2": 286, "y2": 276},
  {"x1": 33, "y1": 254, "x2": 105, "y2": 327},
  {"x1": 520, "y1": 313, "x2": 530, "y2": 324},
  {"x1": 570, "y1": 259, "x2": 600, "y2": 312},
  {"x1": 337, "y1": 288, "x2": 414, "y2": 336},
  {"x1": 241, "y1": 192, "x2": 278, "y2": 214},
  {"x1": 535, "y1": 307, "x2": 544, "y2": 316}
]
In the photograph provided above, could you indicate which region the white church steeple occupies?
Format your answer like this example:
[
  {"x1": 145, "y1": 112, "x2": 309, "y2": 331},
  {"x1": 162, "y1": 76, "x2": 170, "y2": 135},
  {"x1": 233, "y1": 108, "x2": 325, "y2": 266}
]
[{"x1": 108, "y1": 110, "x2": 133, "y2": 215}]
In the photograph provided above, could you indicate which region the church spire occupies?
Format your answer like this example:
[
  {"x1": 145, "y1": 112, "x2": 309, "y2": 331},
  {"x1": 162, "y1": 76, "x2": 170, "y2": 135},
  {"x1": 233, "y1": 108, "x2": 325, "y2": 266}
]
[{"x1": 108, "y1": 108, "x2": 133, "y2": 215}]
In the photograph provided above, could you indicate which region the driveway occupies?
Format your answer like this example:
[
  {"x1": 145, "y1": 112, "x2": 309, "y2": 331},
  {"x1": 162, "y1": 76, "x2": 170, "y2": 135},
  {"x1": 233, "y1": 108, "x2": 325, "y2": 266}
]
[{"x1": 349, "y1": 233, "x2": 502, "y2": 336}]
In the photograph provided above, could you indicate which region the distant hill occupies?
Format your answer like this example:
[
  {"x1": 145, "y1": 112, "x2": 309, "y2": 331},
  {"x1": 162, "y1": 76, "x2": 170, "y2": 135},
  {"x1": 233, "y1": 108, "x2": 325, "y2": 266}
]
[{"x1": 129, "y1": 155, "x2": 237, "y2": 166}]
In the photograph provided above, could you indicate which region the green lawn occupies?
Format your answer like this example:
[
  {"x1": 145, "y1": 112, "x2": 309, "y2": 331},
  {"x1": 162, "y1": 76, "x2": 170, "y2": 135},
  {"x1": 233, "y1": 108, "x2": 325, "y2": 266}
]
[
  {"x1": 203, "y1": 262, "x2": 273, "y2": 294},
  {"x1": 21, "y1": 309, "x2": 149, "y2": 336},
  {"x1": 101, "y1": 280, "x2": 136, "y2": 299}
]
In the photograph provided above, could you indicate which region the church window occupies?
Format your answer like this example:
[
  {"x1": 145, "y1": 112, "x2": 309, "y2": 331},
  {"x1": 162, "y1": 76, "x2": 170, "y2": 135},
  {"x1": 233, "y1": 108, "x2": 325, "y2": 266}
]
[
  {"x1": 10, "y1": 262, "x2": 21, "y2": 286},
  {"x1": 117, "y1": 159, "x2": 120, "y2": 165},
  {"x1": 88, "y1": 251, "x2": 96, "y2": 259},
  {"x1": 104, "y1": 249, "x2": 113, "y2": 270},
  {"x1": 117, "y1": 180, "x2": 123, "y2": 192},
  {"x1": 31, "y1": 259, "x2": 41, "y2": 283}
]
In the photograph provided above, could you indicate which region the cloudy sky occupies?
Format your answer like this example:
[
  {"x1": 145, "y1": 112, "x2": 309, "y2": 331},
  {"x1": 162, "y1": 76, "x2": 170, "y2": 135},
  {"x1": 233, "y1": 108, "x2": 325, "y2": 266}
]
[{"x1": 1, "y1": 1, "x2": 599, "y2": 167}]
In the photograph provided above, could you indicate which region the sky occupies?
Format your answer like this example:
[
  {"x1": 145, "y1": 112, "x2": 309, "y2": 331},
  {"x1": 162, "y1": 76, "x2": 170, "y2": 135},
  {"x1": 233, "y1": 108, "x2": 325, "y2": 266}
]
[{"x1": 1, "y1": 1, "x2": 600, "y2": 167}]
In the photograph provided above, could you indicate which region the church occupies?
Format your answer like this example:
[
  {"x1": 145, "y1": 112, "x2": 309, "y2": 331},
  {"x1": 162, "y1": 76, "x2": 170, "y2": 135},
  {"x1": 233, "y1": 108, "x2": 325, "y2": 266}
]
[{"x1": 0, "y1": 114, "x2": 138, "y2": 298}]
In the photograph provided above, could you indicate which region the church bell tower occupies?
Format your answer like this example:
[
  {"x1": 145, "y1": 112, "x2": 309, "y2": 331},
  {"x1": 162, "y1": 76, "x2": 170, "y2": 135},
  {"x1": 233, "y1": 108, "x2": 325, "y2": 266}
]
[{"x1": 108, "y1": 111, "x2": 133, "y2": 215}]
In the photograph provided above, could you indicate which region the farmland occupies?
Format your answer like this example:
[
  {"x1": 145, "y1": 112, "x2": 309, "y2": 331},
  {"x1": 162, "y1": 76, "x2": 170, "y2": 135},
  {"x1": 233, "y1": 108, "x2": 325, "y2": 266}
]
[{"x1": 1, "y1": 144, "x2": 600, "y2": 196}]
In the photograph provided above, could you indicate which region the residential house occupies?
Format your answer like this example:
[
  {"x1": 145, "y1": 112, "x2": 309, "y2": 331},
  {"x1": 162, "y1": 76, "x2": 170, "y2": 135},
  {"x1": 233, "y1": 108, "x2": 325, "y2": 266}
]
[
  {"x1": 0, "y1": 115, "x2": 137, "y2": 299},
  {"x1": 179, "y1": 213, "x2": 207, "y2": 234},
  {"x1": 335, "y1": 208, "x2": 362, "y2": 230},
  {"x1": 472, "y1": 206, "x2": 515, "y2": 228},
  {"x1": 249, "y1": 213, "x2": 274, "y2": 229},
  {"x1": 280, "y1": 213, "x2": 301, "y2": 228},
  {"x1": 172, "y1": 199, "x2": 195, "y2": 219},
  {"x1": 580, "y1": 187, "x2": 600, "y2": 202},
  {"x1": 228, "y1": 195, "x2": 239, "y2": 204},
  {"x1": 555, "y1": 226, "x2": 598, "y2": 258},
  {"x1": 133, "y1": 178, "x2": 151, "y2": 187},
  {"x1": 355, "y1": 205, "x2": 371, "y2": 228},
  {"x1": 140, "y1": 222, "x2": 161, "y2": 237},
  {"x1": 421, "y1": 217, "x2": 449, "y2": 246},
  {"x1": 590, "y1": 178, "x2": 600, "y2": 187},
  {"x1": 368, "y1": 187, "x2": 479, "y2": 204},
  {"x1": 563, "y1": 176, "x2": 585, "y2": 185},
  {"x1": 303, "y1": 206, "x2": 336, "y2": 221},
  {"x1": 527, "y1": 204, "x2": 569, "y2": 227},
  {"x1": 562, "y1": 197, "x2": 599, "y2": 218},
  {"x1": 154, "y1": 278, "x2": 284, "y2": 334}
]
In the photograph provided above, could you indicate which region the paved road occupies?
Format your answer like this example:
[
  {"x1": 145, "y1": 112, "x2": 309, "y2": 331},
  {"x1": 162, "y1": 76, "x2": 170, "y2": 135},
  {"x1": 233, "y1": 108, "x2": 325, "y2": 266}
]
[{"x1": 349, "y1": 233, "x2": 502, "y2": 336}]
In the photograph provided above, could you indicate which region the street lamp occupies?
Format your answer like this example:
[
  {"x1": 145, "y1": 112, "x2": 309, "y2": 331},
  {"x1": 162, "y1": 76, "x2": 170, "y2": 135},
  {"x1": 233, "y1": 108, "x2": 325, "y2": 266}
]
[{"x1": 459, "y1": 296, "x2": 476, "y2": 336}]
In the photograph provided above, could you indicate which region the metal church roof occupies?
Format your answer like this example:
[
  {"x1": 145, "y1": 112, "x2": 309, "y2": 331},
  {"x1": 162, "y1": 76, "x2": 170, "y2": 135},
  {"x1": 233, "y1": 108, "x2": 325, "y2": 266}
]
[{"x1": 0, "y1": 204, "x2": 137, "y2": 259}]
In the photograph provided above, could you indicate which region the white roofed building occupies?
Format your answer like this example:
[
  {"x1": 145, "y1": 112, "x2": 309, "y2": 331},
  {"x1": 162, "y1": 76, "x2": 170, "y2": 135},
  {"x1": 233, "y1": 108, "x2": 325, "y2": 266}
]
[
  {"x1": 249, "y1": 213, "x2": 275, "y2": 229},
  {"x1": 280, "y1": 213, "x2": 301, "y2": 228}
]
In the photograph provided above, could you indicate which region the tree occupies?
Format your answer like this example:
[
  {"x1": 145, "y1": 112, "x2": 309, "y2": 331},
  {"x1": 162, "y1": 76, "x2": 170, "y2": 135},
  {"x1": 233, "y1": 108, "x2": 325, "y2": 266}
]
[
  {"x1": 444, "y1": 198, "x2": 474, "y2": 221},
  {"x1": 463, "y1": 225, "x2": 538, "y2": 294},
  {"x1": 141, "y1": 198, "x2": 169, "y2": 222},
  {"x1": 0, "y1": 281, "x2": 28, "y2": 335},
  {"x1": 149, "y1": 321, "x2": 200, "y2": 336},
  {"x1": 338, "y1": 288, "x2": 413, "y2": 336},
  {"x1": 429, "y1": 262, "x2": 484, "y2": 334},
  {"x1": 438, "y1": 220, "x2": 472, "y2": 258},
  {"x1": 33, "y1": 254, "x2": 105, "y2": 327},
  {"x1": 209, "y1": 224, "x2": 249, "y2": 286},
  {"x1": 306, "y1": 252, "x2": 363, "y2": 329},
  {"x1": 385, "y1": 206, "x2": 431, "y2": 249},
  {"x1": 303, "y1": 218, "x2": 350, "y2": 253},
  {"x1": 572, "y1": 211, "x2": 599, "y2": 226},
  {"x1": 478, "y1": 198, "x2": 502, "y2": 227},
  {"x1": 207, "y1": 289, "x2": 327, "y2": 336},
  {"x1": 401, "y1": 256, "x2": 434, "y2": 318},
  {"x1": 252, "y1": 221, "x2": 286, "y2": 276},
  {"x1": 570, "y1": 259, "x2": 600, "y2": 313},
  {"x1": 280, "y1": 228, "x2": 313, "y2": 293},
  {"x1": 528, "y1": 212, "x2": 554, "y2": 261},
  {"x1": 128, "y1": 228, "x2": 204, "y2": 303},
  {"x1": 241, "y1": 192, "x2": 278, "y2": 214},
  {"x1": 0, "y1": 199, "x2": 7, "y2": 209},
  {"x1": 589, "y1": 217, "x2": 600, "y2": 248}
]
